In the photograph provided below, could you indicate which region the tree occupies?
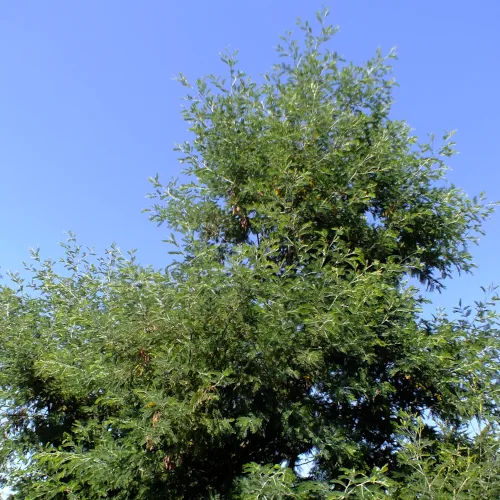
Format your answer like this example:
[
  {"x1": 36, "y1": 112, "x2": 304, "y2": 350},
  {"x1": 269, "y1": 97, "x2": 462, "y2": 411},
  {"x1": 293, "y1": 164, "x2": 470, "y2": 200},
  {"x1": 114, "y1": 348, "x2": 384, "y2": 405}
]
[{"x1": 1, "y1": 9, "x2": 499, "y2": 499}]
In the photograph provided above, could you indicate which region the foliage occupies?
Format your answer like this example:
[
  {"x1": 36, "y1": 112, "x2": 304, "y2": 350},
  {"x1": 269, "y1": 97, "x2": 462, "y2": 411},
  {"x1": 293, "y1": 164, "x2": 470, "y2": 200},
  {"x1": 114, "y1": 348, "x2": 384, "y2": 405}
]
[{"x1": 1, "y1": 9, "x2": 499, "y2": 499}]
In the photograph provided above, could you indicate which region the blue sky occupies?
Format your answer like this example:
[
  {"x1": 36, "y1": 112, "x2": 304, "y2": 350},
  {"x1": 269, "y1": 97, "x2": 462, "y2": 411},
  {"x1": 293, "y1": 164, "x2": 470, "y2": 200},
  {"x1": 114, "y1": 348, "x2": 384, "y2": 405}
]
[{"x1": 1, "y1": 1, "x2": 499, "y2": 311}]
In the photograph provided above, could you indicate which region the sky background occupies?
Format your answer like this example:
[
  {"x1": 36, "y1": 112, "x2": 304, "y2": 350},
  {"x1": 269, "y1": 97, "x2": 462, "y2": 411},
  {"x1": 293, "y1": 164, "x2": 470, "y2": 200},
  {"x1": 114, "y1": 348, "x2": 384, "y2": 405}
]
[{"x1": 1, "y1": 0, "x2": 499, "y2": 313}]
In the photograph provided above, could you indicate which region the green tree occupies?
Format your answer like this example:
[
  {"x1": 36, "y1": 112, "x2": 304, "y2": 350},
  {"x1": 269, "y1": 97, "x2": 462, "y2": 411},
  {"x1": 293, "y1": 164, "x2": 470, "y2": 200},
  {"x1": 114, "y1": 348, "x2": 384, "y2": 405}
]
[{"x1": 1, "y1": 10, "x2": 499, "y2": 499}]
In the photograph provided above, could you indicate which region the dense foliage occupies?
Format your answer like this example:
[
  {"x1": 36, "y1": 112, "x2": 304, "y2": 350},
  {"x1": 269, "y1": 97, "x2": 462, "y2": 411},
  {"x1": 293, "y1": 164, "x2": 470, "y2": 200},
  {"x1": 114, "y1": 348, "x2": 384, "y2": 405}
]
[{"x1": 1, "y1": 10, "x2": 499, "y2": 498}]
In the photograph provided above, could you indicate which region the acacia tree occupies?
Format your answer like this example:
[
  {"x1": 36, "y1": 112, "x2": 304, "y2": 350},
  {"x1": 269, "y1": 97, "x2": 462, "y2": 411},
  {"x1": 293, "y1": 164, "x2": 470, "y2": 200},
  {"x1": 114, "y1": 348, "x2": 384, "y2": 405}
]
[{"x1": 1, "y1": 10, "x2": 499, "y2": 499}]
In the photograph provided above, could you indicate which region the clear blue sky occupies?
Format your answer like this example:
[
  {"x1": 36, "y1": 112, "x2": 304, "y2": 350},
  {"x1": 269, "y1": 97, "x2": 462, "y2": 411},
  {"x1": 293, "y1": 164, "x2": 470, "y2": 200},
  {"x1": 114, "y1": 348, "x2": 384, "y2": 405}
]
[{"x1": 1, "y1": 1, "x2": 499, "y2": 311}]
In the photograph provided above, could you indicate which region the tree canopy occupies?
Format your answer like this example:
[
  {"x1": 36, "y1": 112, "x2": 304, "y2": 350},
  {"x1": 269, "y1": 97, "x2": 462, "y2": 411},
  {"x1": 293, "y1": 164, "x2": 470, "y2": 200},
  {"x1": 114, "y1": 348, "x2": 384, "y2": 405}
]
[{"x1": 1, "y1": 10, "x2": 499, "y2": 499}]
